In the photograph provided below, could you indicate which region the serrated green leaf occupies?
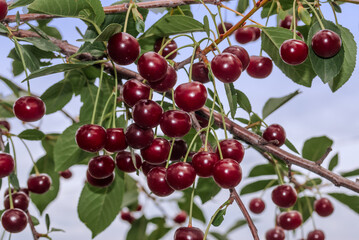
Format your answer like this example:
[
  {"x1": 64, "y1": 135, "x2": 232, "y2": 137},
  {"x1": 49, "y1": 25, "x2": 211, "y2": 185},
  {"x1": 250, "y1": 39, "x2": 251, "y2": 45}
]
[
  {"x1": 302, "y1": 136, "x2": 333, "y2": 162},
  {"x1": 21, "y1": 37, "x2": 60, "y2": 52},
  {"x1": 9, "y1": 0, "x2": 34, "y2": 10},
  {"x1": 225, "y1": 83, "x2": 237, "y2": 119},
  {"x1": 196, "y1": 178, "x2": 221, "y2": 204},
  {"x1": 18, "y1": 129, "x2": 45, "y2": 140},
  {"x1": 248, "y1": 164, "x2": 276, "y2": 177},
  {"x1": 328, "y1": 153, "x2": 339, "y2": 171},
  {"x1": 262, "y1": 90, "x2": 300, "y2": 119},
  {"x1": 65, "y1": 70, "x2": 87, "y2": 96},
  {"x1": 236, "y1": 90, "x2": 252, "y2": 114},
  {"x1": 329, "y1": 193, "x2": 359, "y2": 214},
  {"x1": 340, "y1": 169, "x2": 359, "y2": 178},
  {"x1": 240, "y1": 179, "x2": 277, "y2": 195},
  {"x1": 41, "y1": 80, "x2": 73, "y2": 114},
  {"x1": 14, "y1": 43, "x2": 41, "y2": 72},
  {"x1": 237, "y1": 0, "x2": 249, "y2": 13},
  {"x1": 126, "y1": 216, "x2": 148, "y2": 240}
]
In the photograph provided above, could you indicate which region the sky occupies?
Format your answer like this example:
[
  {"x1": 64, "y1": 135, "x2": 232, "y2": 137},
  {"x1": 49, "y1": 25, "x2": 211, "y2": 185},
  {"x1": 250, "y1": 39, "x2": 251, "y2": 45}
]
[{"x1": 0, "y1": 0, "x2": 359, "y2": 239}]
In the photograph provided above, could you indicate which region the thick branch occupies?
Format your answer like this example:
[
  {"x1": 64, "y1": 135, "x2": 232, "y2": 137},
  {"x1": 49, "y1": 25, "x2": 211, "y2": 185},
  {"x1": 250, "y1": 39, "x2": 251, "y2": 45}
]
[{"x1": 26, "y1": 211, "x2": 39, "y2": 240}]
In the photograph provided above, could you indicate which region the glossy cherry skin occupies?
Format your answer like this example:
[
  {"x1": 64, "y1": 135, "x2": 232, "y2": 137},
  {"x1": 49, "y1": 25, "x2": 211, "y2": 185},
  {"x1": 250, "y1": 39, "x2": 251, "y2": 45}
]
[
  {"x1": 280, "y1": 15, "x2": 296, "y2": 29},
  {"x1": 86, "y1": 171, "x2": 114, "y2": 188},
  {"x1": 13, "y1": 96, "x2": 45, "y2": 122},
  {"x1": 235, "y1": 27, "x2": 256, "y2": 44},
  {"x1": 125, "y1": 123, "x2": 154, "y2": 149},
  {"x1": 1, "y1": 209, "x2": 28, "y2": 233},
  {"x1": 174, "y1": 211, "x2": 187, "y2": 224},
  {"x1": 218, "y1": 22, "x2": 233, "y2": 34},
  {"x1": 192, "y1": 151, "x2": 219, "y2": 178},
  {"x1": 27, "y1": 174, "x2": 52, "y2": 194},
  {"x1": 120, "y1": 211, "x2": 135, "y2": 223},
  {"x1": 4, "y1": 192, "x2": 29, "y2": 211},
  {"x1": 88, "y1": 155, "x2": 115, "y2": 179},
  {"x1": 137, "y1": 52, "x2": 168, "y2": 82},
  {"x1": 170, "y1": 139, "x2": 188, "y2": 161},
  {"x1": 166, "y1": 162, "x2": 196, "y2": 190},
  {"x1": 271, "y1": 185, "x2": 297, "y2": 208},
  {"x1": 140, "y1": 138, "x2": 170, "y2": 165},
  {"x1": 263, "y1": 124, "x2": 286, "y2": 147},
  {"x1": 249, "y1": 198, "x2": 265, "y2": 214},
  {"x1": 215, "y1": 139, "x2": 245, "y2": 163},
  {"x1": 247, "y1": 56, "x2": 273, "y2": 79},
  {"x1": 278, "y1": 211, "x2": 302, "y2": 230},
  {"x1": 314, "y1": 197, "x2": 334, "y2": 217},
  {"x1": 107, "y1": 32, "x2": 140, "y2": 65},
  {"x1": 265, "y1": 227, "x2": 285, "y2": 240},
  {"x1": 251, "y1": 27, "x2": 261, "y2": 41},
  {"x1": 0, "y1": 153, "x2": 14, "y2": 178},
  {"x1": 116, "y1": 151, "x2": 142, "y2": 173},
  {"x1": 0, "y1": 0, "x2": 8, "y2": 21},
  {"x1": 133, "y1": 99, "x2": 163, "y2": 129},
  {"x1": 280, "y1": 39, "x2": 308, "y2": 65},
  {"x1": 148, "y1": 65, "x2": 177, "y2": 92},
  {"x1": 307, "y1": 230, "x2": 325, "y2": 240},
  {"x1": 147, "y1": 167, "x2": 174, "y2": 197},
  {"x1": 174, "y1": 82, "x2": 207, "y2": 112},
  {"x1": 160, "y1": 110, "x2": 192, "y2": 138},
  {"x1": 223, "y1": 45, "x2": 250, "y2": 70},
  {"x1": 174, "y1": 227, "x2": 204, "y2": 240},
  {"x1": 0, "y1": 120, "x2": 10, "y2": 132},
  {"x1": 211, "y1": 53, "x2": 243, "y2": 83},
  {"x1": 4, "y1": 188, "x2": 29, "y2": 197},
  {"x1": 59, "y1": 169, "x2": 72, "y2": 179},
  {"x1": 154, "y1": 38, "x2": 178, "y2": 60},
  {"x1": 75, "y1": 124, "x2": 107, "y2": 152},
  {"x1": 105, "y1": 128, "x2": 127, "y2": 153},
  {"x1": 123, "y1": 79, "x2": 150, "y2": 107},
  {"x1": 141, "y1": 161, "x2": 166, "y2": 176},
  {"x1": 213, "y1": 159, "x2": 242, "y2": 189},
  {"x1": 311, "y1": 29, "x2": 342, "y2": 58},
  {"x1": 191, "y1": 62, "x2": 210, "y2": 83}
]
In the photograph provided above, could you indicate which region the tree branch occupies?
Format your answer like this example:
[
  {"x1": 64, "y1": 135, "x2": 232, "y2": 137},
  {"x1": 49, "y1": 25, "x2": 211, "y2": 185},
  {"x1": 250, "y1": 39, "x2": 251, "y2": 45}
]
[{"x1": 26, "y1": 210, "x2": 40, "y2": 240}]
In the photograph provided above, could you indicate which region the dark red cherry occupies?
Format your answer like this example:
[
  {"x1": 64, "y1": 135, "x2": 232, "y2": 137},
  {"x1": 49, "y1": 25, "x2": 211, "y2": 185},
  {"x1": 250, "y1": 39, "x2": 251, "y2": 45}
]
[
  {"x1": 195, "y1": 113, "x2": 209, "y2": 128},
  {"x1": 86, "y1": 170, "x2": 114, "y2": 188},
  {"x1": 137, "y1": 52, "x2": 168, "y2": 82},
  {"x1": 174, "y1": 211, "x2": 187, "y2": 224},
  {"x1": 105, "y1": 128, "x2": 127, "y2": 153},
  {"x1": 249, "y1": 198, "x2": 265, "y2": 214},
  {"x1": 166, "y1": 162, "x2": 196, "y2": 190},
  {"x1": 215, "y1": 139, "x2": 245, "y2": 163},
  {"x1": 13, "y1": 96, "x2": 45, "y2": 122},
  {"x1": 125, "y1": 123, "x2": 154, "y2": 149},
  {"x1": 191, "y1": 62, "x2": 210, "y2": 83},
  {"x1": 247, "y1": 56, "x2": 273, "y2": 79},
  {"x1": 278, "y1": 211, "x2": 302, "y2": 230},
  {"x1": 133, "y1": 99, "x2": 163, "y2": 129},
  {"x1": 116, "y1": 151, "x2": 142, "y2": 173},
  {"x1": 0, "y1": 153, "x2": 14, "y2": 178},
  {"x1": 0, "y1": 120, "x2": 10, "y2": 132},
  {"x1": 212, "y1": 159, "x2": 242, "y2": 189},
  {"x1": 271, "y1": 184, "x2": 297, "y2": 208},
  {"x1": 160, "y1": 110, "x2": 192, "y2": 138},
  {"x1": 218, "y1": 22, "x2": 233, "y2": 35},
  {"x1": 263, "y1": 124, "x2": 286, "y2": 147},
  {"x1": 120, "y1": 211, "x2": 135, "y2": 223},
  {"x1": 280, "y1": 15, "x2": 296, "y2": 29},
  {"x1": 135, "y1": 205, "x2": 142, "y2": 211},
  {"x1": 123, "y1": 79, "x2": 150, "y2": 107},
  {"x1": 27, "y1": 174, "x2": 52, "y2": 194},
  {"x1": 311, "y1": 29, "x2": 342, "y2": 58},
  {"x1": 75, "y1": 124, "x2": 107, "y2": 152},
  {"x1": 265, "y1": 227, "x2": 285, "y2": 240},
  {"x1": 88, "y1": 155, "x2": 115, "y2": 179},
  {"x1": 107, "y1": 32, "x2": 140, "y2": 65},
  {"x1": 307, "y1": 230, "x2": 325, "y2": 240},
  {"x1": 154, "y1": 38, "x2": 178, "y2": 60},
  {"x1": 4, "y1": 188, "x2": 28, "y2": 197},
  {"x1": 141, "y1": 161, "x2": 166, "y2": 176},
  {"x1": 280, "y1": 39, "x2": 308, "y2": 65},
  {"x1": 147, "y1": 167, "x2": 174, "y2": 197},
  {"x1": 174, "y1": 227, "x2": 204, "y2": 240},
  {"x1": 174, "y1": 82, "x2": 207, "y2": 112},
  {"x1": 0, "y1": 0, "x2": 8, "y2": 21},
  {"x1": 148, "y1": 65, "x2": 177, "y2": 92},
  {"x1": 59, "y1": 169, "x2": 72, "y2": 179},
  {"x1": 141, "y1": 138, "x2": 170, "y2": 165},
  {"x1": 4, "y1": 192, "x2": 29, "y2": 211},
  {"x1": 223, "y1": 45, "x2": 250, "y2": 70},
  {"x1": 170, "y1": 139, "x2": 188, "y2": 161},
  {"x1": 314, "y1": 197, "x2": 334, "y2": 217},
  {"x1": 211, "y1": 53, "x2": 242, "y2": 83},
  {"x1": 235, "y1": 27, "x2": 256, "y2": 44},
  {"x1": 251, "y1": 27, "x2": 261, "y2": 41},
  {"x1": 192, "y1": 151, "x2": 219, "y2": 178},
  {"x1": 1, "y1": 209, "x2": 27, "y2": 233}
]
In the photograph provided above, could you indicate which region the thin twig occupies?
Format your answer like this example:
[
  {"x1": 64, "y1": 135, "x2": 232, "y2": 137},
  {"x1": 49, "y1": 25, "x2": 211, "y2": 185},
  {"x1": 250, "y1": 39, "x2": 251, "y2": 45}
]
[
  {"x1": 315, "y1": 147, "x2": 332, "y2": 165},
  {"x1": 26, "y1": 211, "x2": 39, "y2": 240}
]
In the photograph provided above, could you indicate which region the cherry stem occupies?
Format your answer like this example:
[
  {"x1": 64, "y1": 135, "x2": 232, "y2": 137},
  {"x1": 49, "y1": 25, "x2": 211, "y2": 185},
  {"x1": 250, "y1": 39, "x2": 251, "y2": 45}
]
[
  {"x1": 220, "y1": 4, "x2": 264, "y2": 27},
  {"x1": 303, "y1": 0, "x2": 325, "y2": 30},
  {"x1": 329, "y1": 2, "x2": 339, "y2": 25},
  {"x1": 297, "y1": 199, "x2": 305, "y2": 238},
  {"x1": 188, "y1": 181, "x2": 196, "y2": 227},
  {"x1": 91, "y1": 64, "x2": 104, "y2": 125},
  {"x1": 13, "y1": 37, "x2": 30, "y2": 95},
  {"x1": 111, "y1": 60, "x2": 118, "y2": 128},
  {"x1": 199, "y1": 0, "x2": 219, "y2": 37},
  {"x1": 183, "y1": 128, "x2": 208, "y2": 163},
  {"x1": 264, "y1": 0, "x2": 275, "y2": 27},
  {"x1": 19, "y1": 138, "x2": 39, "y2": 175},
  {"x1": 259, "y1": 179, "x2": 277, "y2": 199},
  {"x1": 188, "y1": 44, "x2": 199, "y2": 82},
  {"x1": 99, "y1": 92, "x2": 115, "y2": 126},
  {"x1": 217, "y1": 5, "x2": 232, "y2": 46},
  {"x1": 130, "y1": 147, "x2": 138, "y2": 172},
  {"x1": 273, "y1": 157, "x2": 284, "y2": 185},
  {"x1": 292, "y1": 0, "x2": 297, "y2": 39},
  {"x1": 7, "y1": 178, "x2": 14, "y2": 209},
  {"x1": 210, "y1": 128, "x2": 223, "y2": 159},
  {"x1": 154, "y1": 93, "x2": 166, "y2": 137},
  {"x1": 8, "y1": 136, "x2": 17, "y2": 174},
  {"x1": 210, "y1": 76, "x2": 228, "y2": 139},
  {"x1": 123, "y1": 3, "x2": 135, "y2": 33},
  {"x1": 158, "y1": 34, "x2": 196, "y2": 56},
  {"x1": 171, "y1": 89, "x2": 176, "y2": 110},
  {"x1": 164, "y1": 44, "x2": 194, "y2": 60},
  {"x1": 304, "y1": 192, "x2": 317, "y2": 229},
  {"x1": 204, "y1": 91, "x2": 217, "y2": 151},
  {"x1": 165, "y1": 138, "x2": 175, "y2": 169}
]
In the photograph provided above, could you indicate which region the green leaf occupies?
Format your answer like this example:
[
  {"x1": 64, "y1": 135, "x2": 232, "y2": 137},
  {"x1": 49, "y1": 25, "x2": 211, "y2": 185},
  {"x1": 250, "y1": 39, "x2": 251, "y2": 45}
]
[
  {"x1": 203, "y1": 16, "x2": 210, "y2": 37},
  {"x1": 227, "y1": 219, "x2": 247, "y2": 233},
  {"x1": 293, "y1": 196, "x2": 315, "y2": 223},
  {"x1": 148, "y1": 227, "x2": 171, "y2": 240},
  {"x1": 9, "y1": 0, "x2": 35, "y2": 10},
  {"x1": 261, "y1": 0, "x2": 292, "y2": 18},
  {"x1": 262, "y1": 90, "x2": 300, "y2": 119},
  {"x1": 45, "y1": 214, "x2": 50, "y2": 231},
  {"x1": 240, "y1": 179, "x2": 277, "y2": 195},
  {"x1": 328, "y1": 153, "x2": 339, "y2": 171},
  {"x1": 237, "y1": 0, "x2": 249, "y2": 13},
  {"x1": 178, "y1": 189, "x2": 206, "y2": 223},
  {"x1": 340, "y1": 169, "x2": 359, "y2": 178},
  {"x1": 298, "y1": 7, "x2": 311, "y2": 25},
  {"x1": 195, "y1": 178, "x2": 221, "y2": 204},
  {"x1": 14, "y1": 43, "x2": 41, "y2": 72},
  {"x1": 0, "y1": 23, "x2": 9, "y2": 34},
  {"x1": 126, "y1": 216, "x2": 148, "y2": 240},
  {"x1": 225, "y1": 83, "x2": 237, "y2": 119},
  {"x1": 212, "y1": 209, "x2": 227, "y2": 227},
  {"x1": 50, "y1": 227, "x2": 65, "y2": 233},
  {"x1": 329, "y1": 193, "x2": 359, "y2": 214},
  {"x1": 284, "y1": 139, "x2": 299, "y2": 154},
  {"x1": 210, "y1": 232, "x2": 229, "y2": 240},
  {"x1": 9, "y1": 173, "x2": 20, "y2": 189},
  {"x1": 135, "y1": 17, "x2": 145, "y2": 33},
  {"x1": 248, "y1": 164, "x2": 276, "y2": 177},
  {"x1": 0, "y1": 75, "x2": 21, "y2": 97},
  {"x1": 18, "y1": 129, "x2": 45, "y2": 140},
  {"x1": 0, "y1": 101, "x2": 15, "y2": 118},
  {"x1": 304, "y1": 178, "x2": 322, "y2": 187},
  {"x1": 41, "y1": 80, "x2": 73, "y2": 114},
  {"x1": 21, "y1": 37, "x2": 60, "y2": 52},
  {"x1": 302, "y1": 136, "x2": 333, "y2": 162},
  {"x1": 236, "y1": 90, "x2": 252, "y2": 114},
  {"x1": 65, "y1": 70, "x2": 87, "y2": 95},
  {"x1": 78, "y1": 169, "x2": 124, "y2": 238},
  {"x1": 82, "y1": 23, "x2": 122, "y2": 43},
  {"x1": 31, "y1": 215, "x2": 40, "y2": 226}
]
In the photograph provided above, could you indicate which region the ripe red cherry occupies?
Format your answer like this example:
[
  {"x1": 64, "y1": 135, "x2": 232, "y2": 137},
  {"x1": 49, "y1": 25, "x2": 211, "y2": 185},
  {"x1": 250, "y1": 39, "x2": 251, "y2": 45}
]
[
  {"x1": 123, "y1": 79, "x2": 150, "y2": 107},
  {"x1": 116, "y1": 151, "x2": 142, "y2": 173},
  {"x1": 311, "y1": 29, "x2": 342, "y2": 58},
  {"x1": 137, "y1": 52, "x2": 168, "y2": 82},
  {"x1": 263, "y1": 124, "x2": 286, "y2": 147},
  {"x1": 249, "y1": 198, "x2": 265, "y2": 214},
  {"x1": 215, "y1": 139, "x2": 245, "y2": 163},
  {"x1": 211, "y1": 53, "x2": 243, "y2": 83},
  {"x1": 160, "y1": 110, "x2": 192, "y2": 138},
  {"x1": 4, "y1": 192, "x2": 29, "y2": 211},
  {"x1": 265, "y1": 227, "x2": 285, "y2": 240},
  {"x1": 133, "y1": 99, "x2": 163, "y2": 129},
  {"x1": 75, "y1": 124, "x2": 107, "y2": 152},
  {"x1": 88, "y1": 155, "x2": 115, "y2": 179},
  {"x1": 192, "y1": 151, "x2": 219, "y2": 178},
  {"x1": 86, "y1": 170, "x2": 114, "y2": 188},
  {"x1": 307, "y1": 230, "x2": 325, "y2": 240},
  {"x1": 280, "y1": 15, "x2": 296, "y2": 29},
  {"x1": 247, "y1": 56, "x2": 273, "y2": 78},
  {"x1": 271, "y1": 185, "x2": 297, "y2": 208},
  {"x1": 251, "y1": 27, "x2": 261, "y2": 41},
  {"x1": 154, "y1": 38, "x2": 178, "y2": 60},
  {"x1": 1, "y1": 209, "x2": 28, "y2": 233},
  {"x1": 191, "y1": 62, "x2": 210, "y2": 83},
  {"x1": 141, "y1": 161, "x2": 166, "y2": 176},
  {"x1": 27, "y1": 174, "x2": 52, "y2": 194},
  {"x1": 223, "y1": 45, "x2": 250, "y2": 70},
  {"x1": 4, "y1": 188, "x2": 29, "y2": 197},
  {"x1": 314, "y1": 197, "x2": 334, "y2": 217},
  {"x1": 120, "y1": 211, "x2": 135, "y2": 223},
  {"x1": 174, "y1": 227, "x2": 204, "y2": 240},
  {"x1": 59, "y1": 169, "x2": 72, "y2": 179},
  {"x1": 147, "y1": 167, "x2": 174, "y2": 197},
  {"x1": 218, "y1": 22, "x2": 233, "y2": 34},
  {"x1": 170, "y1": 139, "x2": 188, "y2": 161},
  {"x1": 107, "y1": 32, "x2": 140, "y2": 65},
  {"x1": 166, "y1": 162, "x2": 196, "y2": 190},
  {"x1": 0, "y1": 153, "x2": 14, "y2": 178},
  {"x1": 105, "y1": 128, "x2": 127, "y2": 153},
  {"x1": 0, "y1": 0, "x2": 8, "y2": 21},
  {"x1": 148, "y1": 65, "x2": 177, "y2": 92},
  {"x1": 0, "y1": 120, "x2": 10, "y2": 132},
  {"x1": 280, "y1": 39, "x2": 308, "y2": 65},
  {"x1": 213, "y1": 159, "x2": 242, "y2": 189},
  {"x1": 174, "y1": 211, "x2": 187, "y2": 224},
  {"x1": 174, "y1": 82, "x2": 207, "y2": 112},
  {"x1": 13, "y1": 96, "x2": 45, "y2": 122},
  {"x1": 235, "y1": 27, "x2": 256, "y2": 44},
  {"x1": 125, "y1": 123, "x2": 154, "y2": 149},
  {"x1": 278, "y1": 211, "x2": 302, "y2": 230},
  {"x1": 141, "y1": 138, "x2": 170, "y2": 165}
]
